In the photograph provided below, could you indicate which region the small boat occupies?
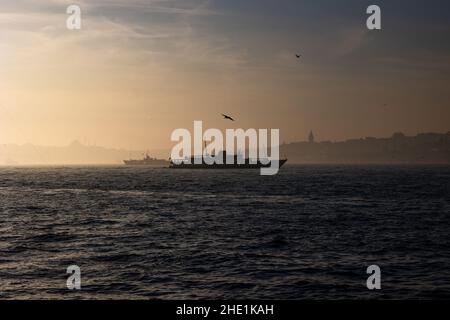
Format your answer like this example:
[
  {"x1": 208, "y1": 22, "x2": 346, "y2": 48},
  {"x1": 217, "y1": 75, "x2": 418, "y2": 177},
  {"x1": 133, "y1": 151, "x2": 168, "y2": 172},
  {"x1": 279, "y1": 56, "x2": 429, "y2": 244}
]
[{"x1": 124, "y1": 153, "x2": 169, "y2": 166}]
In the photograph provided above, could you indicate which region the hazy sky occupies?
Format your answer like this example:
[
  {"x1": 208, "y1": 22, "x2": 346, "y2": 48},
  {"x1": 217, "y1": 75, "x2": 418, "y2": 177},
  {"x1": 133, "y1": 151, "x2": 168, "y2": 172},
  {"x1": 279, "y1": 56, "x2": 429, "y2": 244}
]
[{"x1": 1, "y1": 0, "x2": 450, "y2": 149}]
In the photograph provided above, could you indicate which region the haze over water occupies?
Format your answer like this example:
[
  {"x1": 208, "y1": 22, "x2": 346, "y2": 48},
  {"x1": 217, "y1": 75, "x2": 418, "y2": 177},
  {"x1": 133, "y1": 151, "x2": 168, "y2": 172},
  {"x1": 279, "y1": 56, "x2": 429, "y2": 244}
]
[
  {"x1": 1, "y1": 0, "x2": 450, "y2": 302},
  {"x1": 2, "y1": 0, "x2": 450, "y2": 150}
]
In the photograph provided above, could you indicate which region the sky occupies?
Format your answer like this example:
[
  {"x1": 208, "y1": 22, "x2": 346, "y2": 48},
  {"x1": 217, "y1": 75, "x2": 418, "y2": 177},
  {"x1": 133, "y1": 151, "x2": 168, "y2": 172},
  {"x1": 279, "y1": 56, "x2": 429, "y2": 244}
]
[{"x1": 1, "y1": 0, "x2": 450, "y2": 149}]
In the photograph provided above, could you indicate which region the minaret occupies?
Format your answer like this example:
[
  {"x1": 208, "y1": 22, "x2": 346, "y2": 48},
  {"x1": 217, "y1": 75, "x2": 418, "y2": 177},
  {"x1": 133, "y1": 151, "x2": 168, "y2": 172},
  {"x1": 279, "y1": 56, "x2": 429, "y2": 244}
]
[{"x1": 308, "y1": 130, "x2": 315, "y2": 143}]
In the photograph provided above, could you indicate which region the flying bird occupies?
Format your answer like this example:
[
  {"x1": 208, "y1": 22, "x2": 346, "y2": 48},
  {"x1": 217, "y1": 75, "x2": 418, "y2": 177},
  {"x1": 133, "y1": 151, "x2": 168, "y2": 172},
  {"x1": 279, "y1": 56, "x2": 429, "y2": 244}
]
[
  {"x1": 296, "y1": 54, "x2": 302, "y2": 59},
  {"x1": 221, "y1": 114, "x2": 235, "y2": 121}
]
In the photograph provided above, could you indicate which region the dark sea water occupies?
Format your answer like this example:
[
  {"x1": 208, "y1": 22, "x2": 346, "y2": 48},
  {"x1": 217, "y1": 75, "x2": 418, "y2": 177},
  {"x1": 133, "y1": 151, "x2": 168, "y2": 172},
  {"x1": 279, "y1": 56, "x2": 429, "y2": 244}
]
[{"x1": 0, "y1": 165, "x2": 449, "y2": 300}]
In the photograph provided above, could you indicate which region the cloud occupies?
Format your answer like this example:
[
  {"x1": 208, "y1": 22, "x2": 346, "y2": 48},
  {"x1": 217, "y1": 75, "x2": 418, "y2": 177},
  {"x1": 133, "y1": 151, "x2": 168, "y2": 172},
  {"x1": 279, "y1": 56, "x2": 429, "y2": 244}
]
[
  {"x1": 1, "y1": 0, "x2": 248, "y2": 70},
  {"x1": 334, "y1": 27, "x2": 369, "y2": 57}
]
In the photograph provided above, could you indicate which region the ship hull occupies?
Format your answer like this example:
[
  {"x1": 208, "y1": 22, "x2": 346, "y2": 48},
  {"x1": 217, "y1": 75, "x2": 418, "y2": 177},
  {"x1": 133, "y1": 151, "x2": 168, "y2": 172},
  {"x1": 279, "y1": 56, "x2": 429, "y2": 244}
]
[
  {"x1": 124, "y1": 160, "x2": 169, "y2": 166},
  {"x1": 169, "y1": 159, "x2": 287, "y2": 169}
]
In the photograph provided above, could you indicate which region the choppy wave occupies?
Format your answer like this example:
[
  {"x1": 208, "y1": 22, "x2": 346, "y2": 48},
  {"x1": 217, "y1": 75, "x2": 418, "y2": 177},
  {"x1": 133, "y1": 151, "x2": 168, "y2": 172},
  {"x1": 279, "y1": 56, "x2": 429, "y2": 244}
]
[{"x1": 0, "y1": 165, "x2": 449, "y2": 299}]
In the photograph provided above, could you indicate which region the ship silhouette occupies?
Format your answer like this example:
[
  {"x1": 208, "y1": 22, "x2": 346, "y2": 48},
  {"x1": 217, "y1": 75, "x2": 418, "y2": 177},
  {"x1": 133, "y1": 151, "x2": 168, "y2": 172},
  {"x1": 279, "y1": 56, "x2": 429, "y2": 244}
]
[
  {"x1": 124, "y1": 153, "x2": 169, "y2": 166},
  {"x1": 170, "y1": 150, "x2": 287, "y2": 169}
]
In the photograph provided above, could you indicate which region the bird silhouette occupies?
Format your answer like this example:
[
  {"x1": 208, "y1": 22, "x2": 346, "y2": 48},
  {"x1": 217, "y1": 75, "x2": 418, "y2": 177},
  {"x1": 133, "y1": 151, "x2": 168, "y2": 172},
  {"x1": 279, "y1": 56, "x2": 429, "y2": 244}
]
[
  {"x1": 295, "y1": 54, "x2": 302, "y2": 59},
  {"x1": 221, "y1": 114, "x2": 235, "y2": 121}
]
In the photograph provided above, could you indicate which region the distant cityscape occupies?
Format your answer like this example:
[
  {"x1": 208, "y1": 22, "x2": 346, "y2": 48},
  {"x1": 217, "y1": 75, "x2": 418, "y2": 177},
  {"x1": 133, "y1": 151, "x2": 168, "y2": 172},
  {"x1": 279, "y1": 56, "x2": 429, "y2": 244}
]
[
  {"x1": 281, "y1": 131, "x2": 450, "y2": 164},
  {"x1": 1, "y1": 131, "x2": 450, "y2": 165},
  {"x1": 0, "y1": 140, "x2": 150, "y2": 166}
]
